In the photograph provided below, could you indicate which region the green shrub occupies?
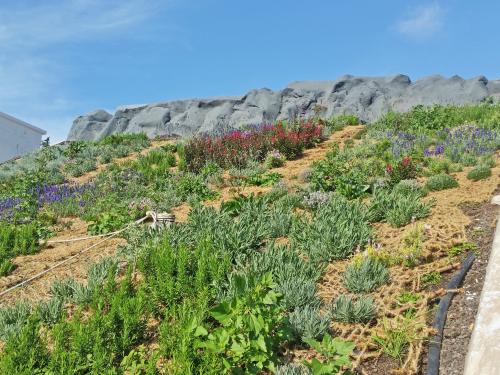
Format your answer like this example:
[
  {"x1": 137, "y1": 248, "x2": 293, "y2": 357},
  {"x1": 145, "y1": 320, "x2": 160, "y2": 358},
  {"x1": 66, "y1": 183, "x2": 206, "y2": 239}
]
[
  {"x1": 247, "y1": 171, "x2": 283, "y2": 187},
  {"x1": 372, "y1": 103, "x2": 500, "y2": 132},
  {"x1": 386, "y1": 156, "x2": 418, "y2": 186},
  {"x1": 372, "y1": 316, "x2": 424, "y2": 361},
  {"x1": 479, "y1": 154, "x2": 496, "y2": 168},
  {"x1": 81, "y1": 159, "x2": 97, "y2": 173},
  {"x1": 425, "y1": 158, "x2": 462, "y2": 175},
  {"x1": 265, "y1": 150, "x2": 286, "y2": 168},
  {"x1": 87, "y1": 210, "x2": 130, "y2": 235},
  {"x1": 0, "y1": 318, "x2": 49, "y2": 373},
  {"x1": 50, "y1": 278, "x2": 79, "y2": 302},
  {"x1": 195, "y1": 274, "x2": 291, "y2": 374},
  {"x1": 292, "y1": 194, "x2": 372, "y2": 263},
  {"x1": 398, "y1": 224, "x2": 425, "y2": 267},
  {"x1": 135, "y1": 148, "x2": 176, "y2": 180},
  {"x1": 369, "y1": 187, "x2": 433, "y2": 227},
  {"x1": 236, "y1": 243, "x2": 322, "y2": 309},
  {"x1": 0, "y1": 301, "x2": 31, "y2": 341},
  {"x1": 289, "y1": 304, "x2": 331, "y2": 340},
  {"x1": 37, "y1": 298, "x2": 64, "y2": 326},
  {"x1": 99, "y1": 133, "x2": 150, "y2": 148},
  {"x1": 425, "y1": 173, "x2": 459, "y2": 191},
  {"x1": 343, "y1": 257, "x2": 390, "y2": 293},
  {"x1": 303, "y1": 334, "x2": 355, "y2": 374},
  {"x1": 448, "y1": 242, "x2": 478, "y2": 257},
  {"x1": 330, "y1": 295, "x2": 376, "y2": 324},
  {"x1": 139, "y1": 234, "x2": 230, "y2": 310},
  {"x1": 397, "y1": 292, "x2": 421, "y2": 304},
  {"x1": 174, "y1": 173, "x2": 218, "y2": 201},
  {"x1": 0, "y1": 222, "x2": 41, "y2": 276},
  {"x1": 467, "y1": 165, "x2": 492, "y2": 181}
]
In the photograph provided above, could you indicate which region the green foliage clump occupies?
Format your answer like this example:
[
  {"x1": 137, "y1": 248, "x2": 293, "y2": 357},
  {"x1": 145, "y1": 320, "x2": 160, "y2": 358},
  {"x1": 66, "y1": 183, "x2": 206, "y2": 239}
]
[
  {"x1": 372, "y1": 316, "x2": 424, "y2": 361},
  {"x1": 369, "y1": 184, "x2": 433, "y2": 227},
  {"x1": 330, "y1": 295, "x2": 376, "y2": 324},
  {"x1": 372, "y1": 103, "x2": 500, "y2": 133},
  {"x1": 398, "y1": 224, "x2": 425, "y2": 267},
  {"x1": 99, "y1": 132, "x2": 150, "y2": 148},
  {"x1": 425, "y1": 173, "x2": 459, "y2": 191},
  {"x1": 303, "y1": 334, "x2": 355, "y2": 375},
  {"x1": 174, "y1": 173, "x2": 219, "y2": 201},
  {"x1": 135, "y1": 148, "x2": 176, "y2": 180},
  {"x1": 397, "y1": 292, "x2": 421, "y2": 304},
  {"x1": 467, "y1": 165, "x2": 492, "y2": 181},
  {"x1": 448, "y1": 242, "x2": 478, "y2": 257},
  {"x1": 292, "y1": 194, "x2": 372, "y2": 263},
  {"x1": 0, "y1": 221, "x2": 41, "y2": 276},
  {"x1": 309, "y1": 143, "x2": 376, "y2": 198},
  {"x1": 325, "y1": 114, "x2": 360, "y2": 131},
  {"x1": 289, "y1": 304, "x2": 331, "y2": 340},
  {"x1": 37, "y1": 298, "x2": 64, "y2": 326},
  {"x1": 425, "y1": 158, "x2": 462, "y2": 175},
  {"x1": 421, "y1": 271, "x2": 442, "y2": 287},
  {"x1": 0, "y1": 318, "x2": 49, "y2": 373},
  {"x1": 0, "y1": 301, "x2": 31, "y2": 341},
  {"x1": 247, "y1": 171, "x2": 283, "y2": 187},
  {"x1": 139, "y1": 235, "x2": 230, "y2": 310},
  {"x1": 343, "y1": 257, "x2": 390, "y2": 293},
  {"x1": 265, "y1": 150, "x2": 286, "y2": 168},
  {"x1": 195, "y1": 274, "x2": 291, "y2": 374},
  {"x1": 87, "y1": 210, "x2": 130, "y2": 235}
]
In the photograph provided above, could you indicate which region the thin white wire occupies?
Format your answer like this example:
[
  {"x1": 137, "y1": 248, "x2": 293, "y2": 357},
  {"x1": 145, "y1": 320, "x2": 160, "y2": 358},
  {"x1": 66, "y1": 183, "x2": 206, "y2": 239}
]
[{"x1": 0, "y1": 214, "x2": 150, "y2": 299}]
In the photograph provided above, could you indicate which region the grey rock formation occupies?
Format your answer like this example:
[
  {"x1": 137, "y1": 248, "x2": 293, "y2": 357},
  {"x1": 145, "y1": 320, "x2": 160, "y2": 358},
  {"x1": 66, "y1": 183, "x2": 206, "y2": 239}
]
[{"x1": 67, "y1": 74, "x2": 500, "y2": 141}]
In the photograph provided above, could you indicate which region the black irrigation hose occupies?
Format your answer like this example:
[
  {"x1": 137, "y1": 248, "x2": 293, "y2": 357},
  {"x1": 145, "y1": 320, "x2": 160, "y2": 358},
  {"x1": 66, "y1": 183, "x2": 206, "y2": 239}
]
[{"x1": 427, "y1": 252, "x2": 475, "y2": 375}]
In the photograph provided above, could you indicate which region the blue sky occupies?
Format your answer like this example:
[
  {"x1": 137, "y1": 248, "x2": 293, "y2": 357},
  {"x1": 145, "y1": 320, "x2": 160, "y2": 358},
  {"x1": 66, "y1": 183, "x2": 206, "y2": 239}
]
[{"x1": 1, "y1": 0, "x2": 499, "y2": 142}]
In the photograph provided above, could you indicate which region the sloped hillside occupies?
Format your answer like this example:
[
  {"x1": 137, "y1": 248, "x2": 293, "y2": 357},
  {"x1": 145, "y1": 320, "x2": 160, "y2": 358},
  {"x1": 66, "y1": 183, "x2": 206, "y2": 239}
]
[{"x1": 0, "y1": 104, "x2": 499, "y2": 374}]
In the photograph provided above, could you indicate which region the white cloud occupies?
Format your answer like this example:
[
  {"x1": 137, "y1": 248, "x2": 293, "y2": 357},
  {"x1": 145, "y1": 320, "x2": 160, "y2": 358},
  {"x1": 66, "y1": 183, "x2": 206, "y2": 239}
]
[
  {"x1": 0, "y1": 0, "x2": 167, "y2": 141},
  {"x1": 0, "y1": 0, "x2": 162, "y2": 48},
  {"x1": 396, "y1": 3, "x2": 443, "y2": 39}
]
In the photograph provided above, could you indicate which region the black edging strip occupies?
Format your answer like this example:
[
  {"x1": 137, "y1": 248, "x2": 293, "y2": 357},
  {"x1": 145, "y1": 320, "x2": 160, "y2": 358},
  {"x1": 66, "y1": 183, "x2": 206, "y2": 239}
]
[{"x1": 426, "y1": 252, "x2": 475, "y2": 375}]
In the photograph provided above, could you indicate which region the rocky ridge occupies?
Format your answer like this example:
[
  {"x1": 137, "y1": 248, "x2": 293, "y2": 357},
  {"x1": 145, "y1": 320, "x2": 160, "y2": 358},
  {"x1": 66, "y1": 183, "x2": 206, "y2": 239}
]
[{"x1": 67, "y1": 74, "x2": 500, "y2": 141}]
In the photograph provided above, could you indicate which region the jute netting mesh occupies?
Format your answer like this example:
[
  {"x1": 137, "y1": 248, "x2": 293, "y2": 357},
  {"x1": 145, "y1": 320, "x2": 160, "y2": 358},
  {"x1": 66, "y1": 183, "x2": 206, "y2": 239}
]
[
  {"x1": 315, "y1": 259, "x2": 450, "y2": 374},
  {"x1": 293, "y1": 163, "x2": 500, "y2": 374}
]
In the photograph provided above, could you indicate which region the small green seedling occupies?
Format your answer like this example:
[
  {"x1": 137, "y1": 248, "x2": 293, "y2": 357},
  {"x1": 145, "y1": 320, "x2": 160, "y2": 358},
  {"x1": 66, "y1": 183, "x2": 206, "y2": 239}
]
[
  {"x1": 397, "y1": 292, "x2": 421, "y2": 305},
  {"x1": 448, "y1": 242, "x2": 478, "y2": 257},
  {"x1": 421, "y1": 271, "x2": 442, "y2": 287}
]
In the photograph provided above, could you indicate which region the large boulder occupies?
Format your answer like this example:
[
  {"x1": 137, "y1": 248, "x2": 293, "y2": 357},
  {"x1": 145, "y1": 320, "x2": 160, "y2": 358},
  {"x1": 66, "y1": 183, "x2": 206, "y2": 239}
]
[{"x1": 67, "y1": 74, "x2": 500, "y2": 141}]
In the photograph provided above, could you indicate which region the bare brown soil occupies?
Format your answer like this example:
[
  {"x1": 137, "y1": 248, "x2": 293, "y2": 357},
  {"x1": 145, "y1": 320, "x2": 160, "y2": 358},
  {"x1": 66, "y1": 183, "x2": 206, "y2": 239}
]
[{"x1": 0, "y1": 218, "x2": 125, "y2": 305}]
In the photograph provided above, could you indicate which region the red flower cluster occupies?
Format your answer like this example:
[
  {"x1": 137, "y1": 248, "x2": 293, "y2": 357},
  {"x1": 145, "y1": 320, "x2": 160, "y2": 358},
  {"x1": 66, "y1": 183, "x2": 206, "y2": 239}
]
[
  {"x1": 386, "y1": 156, "x2": 417, "y2": 185},
  {"x1": 184, "y1": 120, "x2": 323, "y2": 172}
]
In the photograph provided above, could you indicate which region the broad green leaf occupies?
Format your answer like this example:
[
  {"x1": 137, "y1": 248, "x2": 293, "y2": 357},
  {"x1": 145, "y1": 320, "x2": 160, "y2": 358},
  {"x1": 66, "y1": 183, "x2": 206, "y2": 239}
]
[
  {"x1": 194, "y1": 325, "x2": 208, "y2": 337},
  {"x1": 211, "y1": 301, "x2": 232, "y2": 323}
]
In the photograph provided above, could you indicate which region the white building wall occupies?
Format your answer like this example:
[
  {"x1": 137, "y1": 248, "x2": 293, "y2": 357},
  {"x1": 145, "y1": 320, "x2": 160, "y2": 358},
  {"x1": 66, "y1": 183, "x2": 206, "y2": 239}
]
[{"x1": 0, "y1": 117, "x2": 44, "y2": 163}]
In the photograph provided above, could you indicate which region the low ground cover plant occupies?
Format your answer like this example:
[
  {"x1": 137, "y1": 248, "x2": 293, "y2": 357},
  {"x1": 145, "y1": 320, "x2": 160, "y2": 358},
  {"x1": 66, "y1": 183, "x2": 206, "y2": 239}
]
[
  {"x1": 425, "y1": 173, "x2": 459, "y2": 191},
  {"x1": 0, "y1": 221, "x2": 43, "y2": 275},
  {"x1": 330, "y1": 295, "x2": 376, "y2": 324},
  {"x1": 291, "y1": 194, "x2": 372, "y2": 263},
  {"x1": 343, "y1": 256, "x2": 390, "y2": 293},
  {"x1": 467, "y1": 165, "x2": 492, "y2": 181}
]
